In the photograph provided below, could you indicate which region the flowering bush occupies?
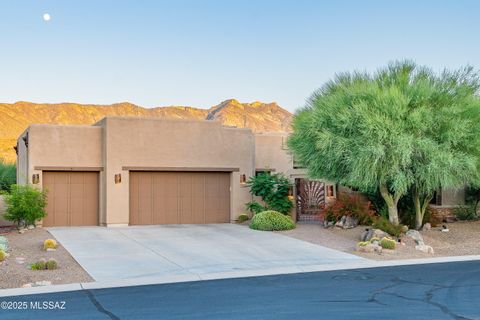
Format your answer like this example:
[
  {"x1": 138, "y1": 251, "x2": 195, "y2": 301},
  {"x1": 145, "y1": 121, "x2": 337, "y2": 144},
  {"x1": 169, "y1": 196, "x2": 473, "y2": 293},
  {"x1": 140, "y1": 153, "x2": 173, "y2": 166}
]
[{"x1": 324, "y1": 194, "x2": 376, "y2": 225}]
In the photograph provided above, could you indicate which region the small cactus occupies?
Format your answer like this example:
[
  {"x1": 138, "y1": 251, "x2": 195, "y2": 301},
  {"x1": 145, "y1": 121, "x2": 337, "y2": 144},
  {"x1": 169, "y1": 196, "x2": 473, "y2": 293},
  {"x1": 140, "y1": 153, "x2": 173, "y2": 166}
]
[
  {"x1": 43, "y1": 239, "x2": 57, "y2": 250},
  {"x1": 46, "y1": 258, "x2": 58, "y2": 270},
  {"x1": 0, "y1": 249, "x2": 6, "y2": 262},
  {"x1": 380, "y1": 237, "x2": 396, "y2": 250},
  {"x1": 369, "y1": 237, "x2": 380, "y2": 243},
  {"x1": 237, "y1": 214, "x2": 249, "y2": 223},
  {"x1": 31, "y1": 258, "x2": 47, "y2": 270},
  {"x1": 357, "y1": 241, "x2": 369, "y2": 247}
]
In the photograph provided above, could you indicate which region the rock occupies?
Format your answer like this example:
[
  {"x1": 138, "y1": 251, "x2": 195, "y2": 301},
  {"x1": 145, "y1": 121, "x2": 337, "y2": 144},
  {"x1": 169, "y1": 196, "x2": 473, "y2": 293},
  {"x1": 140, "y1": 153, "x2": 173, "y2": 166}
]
[
  {"x1": 362, "y1": 228, "x2": 389, "y2": 242},
  {"x1": 401, "y1": 225, "x2": 409, "y2": 233},
  {"x1": 46, "y1": 248, "x2": 57, "y2": 252},
  {"x1": 335, "y1": 216, "x2": 347, "y2": 228},
  {"x1": 34, "y1": 281, "x2": 52, "y2": 287},
  {"x1": 0, "y1": 236, "x2": 8, "y2": 251},
  {"x1": 422, "y1": 223, "x2": 431, "y2": 231},
  {"x1": 343, "y1": 216, "x2": 359, "y2": 229},
  {"x1": 15, "y1": 257, "x2": 26, "y2": 264},
  {"x1": 415, "y1": 244, "x2": 434, "y2": 254},
  {"x1": 406, "y1": 230, "x2": 424, "y2": 245},
  {"x1": 357, "y1": 243, "x2": 375, "y2": 253},
  {"x1": 27, "y1": 225, "x2": 35, "y2": 230},
  {"x1": 18, "y1": 229, "x2": 25, "y2": 234},
  {"x1": 21, "y1": 283, "x2": 32, "y2": 288},
  {"x1": 323, "y1": 220, "x2": 334, "y2": 228},
  {"x1": 443, "y1": 216, "x2": 457, "y2": 223}
]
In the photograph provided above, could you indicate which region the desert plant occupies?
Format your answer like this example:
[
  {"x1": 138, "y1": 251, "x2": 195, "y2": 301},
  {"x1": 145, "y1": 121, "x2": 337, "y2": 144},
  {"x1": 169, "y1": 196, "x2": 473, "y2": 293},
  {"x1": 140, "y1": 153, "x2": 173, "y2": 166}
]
[
  {"x1": 43, "y1": 239, "x2": 57, "y2": 250},
  {"x1": 454, "y1": 205, "x2": 478, "y2": 221},
  {"x1": 237, "y1": 213, "x2": 249, "y2": 223},
  {"x1": 372, "y1": 217, "x2": 404, "y2": 237},
  {"x1": 31, "y1": 258, "x2": 47, "y2": 270},
  {"x1": 4, "y1": 184, "x2": 47, "y2": 228},
  {"x1": 380, "y1": 237, "x2": 396, "y2": 250},
  {"x1": 357, "y1": 241, "x2": 369, "y2": 247},
  {"x1": 369, "y1": 237, "x2": 380, "y2": 243},
  {"x1": 245, "y1": 173, "x2": 293, "y2": 215},
  {"x1": 249, "y1": 210, "x2": 295, "y2": 231},
  {"x1": 323, "y1": 194, "x2": 376, "y2": 225},
  {"x1": 0, "y1": 249, "x2": 6, "y2": 262},
  {"x1": 46, "y1": 258, "x2": 58, "y2": 270},
  {"x1": 0, "y1": 159, "x2": 16, "y2": 193}
]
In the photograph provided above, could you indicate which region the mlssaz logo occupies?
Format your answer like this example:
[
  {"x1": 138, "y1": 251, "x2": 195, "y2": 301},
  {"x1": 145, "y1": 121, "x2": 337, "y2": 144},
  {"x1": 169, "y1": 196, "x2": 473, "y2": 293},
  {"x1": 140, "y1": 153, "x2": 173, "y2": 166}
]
[{"x1": 30, "y1": 301, "x2": 66, "y2": 310}]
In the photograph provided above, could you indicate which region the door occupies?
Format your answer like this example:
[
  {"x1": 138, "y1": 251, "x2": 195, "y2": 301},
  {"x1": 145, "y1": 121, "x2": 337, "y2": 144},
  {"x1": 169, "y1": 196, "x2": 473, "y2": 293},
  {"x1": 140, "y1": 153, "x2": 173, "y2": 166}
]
[
  {"x1": 129, "y1": 172, "x2": 230, "y2": 225},
  {"x1": 295, "y1": 178, "x2": 325, "y2": 222},
  {"x1": 43, "y1": 171, "x2": 99, "y2": 227}
]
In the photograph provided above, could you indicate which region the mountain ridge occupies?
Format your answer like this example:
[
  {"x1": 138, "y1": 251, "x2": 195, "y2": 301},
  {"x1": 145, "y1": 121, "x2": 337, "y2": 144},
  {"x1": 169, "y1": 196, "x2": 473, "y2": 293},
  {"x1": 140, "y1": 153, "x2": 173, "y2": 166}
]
[{"x1": 0, "y1": 99, "x2": 293, "y2": 163}]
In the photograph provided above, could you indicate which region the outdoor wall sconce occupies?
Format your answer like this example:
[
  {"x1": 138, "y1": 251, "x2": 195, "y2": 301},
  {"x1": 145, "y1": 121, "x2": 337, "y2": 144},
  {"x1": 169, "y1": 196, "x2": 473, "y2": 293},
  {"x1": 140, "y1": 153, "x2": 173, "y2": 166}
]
[
  {"x1": 32, "y1": 174, "x2": 40, "y2": 184},
  {"x1": 240, "y1": 174, "x2": 246, "y2": 184},
  {"x1": 327, "y1": 185, "x2": 334, "y2": 197},
  {"x1": 114, "y1": 174, "x2": 122, "y2": 184}
]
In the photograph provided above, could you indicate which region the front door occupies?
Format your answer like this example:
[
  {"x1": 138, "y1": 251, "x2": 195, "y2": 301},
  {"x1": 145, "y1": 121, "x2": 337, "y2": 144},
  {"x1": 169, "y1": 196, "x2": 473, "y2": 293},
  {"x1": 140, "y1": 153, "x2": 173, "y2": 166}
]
[{"x1": 295, "y1": 178, "x2": 325, "y2": 222}]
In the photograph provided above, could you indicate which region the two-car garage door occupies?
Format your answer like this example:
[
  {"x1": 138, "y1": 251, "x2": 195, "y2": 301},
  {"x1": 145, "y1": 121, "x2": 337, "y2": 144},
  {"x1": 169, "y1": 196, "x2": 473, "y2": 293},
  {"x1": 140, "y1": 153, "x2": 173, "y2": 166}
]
[{"x1": 129, "y1": 172, "x2": 231, "y2": 225}]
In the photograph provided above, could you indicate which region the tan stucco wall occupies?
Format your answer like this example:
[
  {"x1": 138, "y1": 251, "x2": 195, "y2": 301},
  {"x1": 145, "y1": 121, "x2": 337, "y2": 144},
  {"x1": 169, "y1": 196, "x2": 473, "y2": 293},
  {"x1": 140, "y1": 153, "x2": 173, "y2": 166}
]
[
  {"x1": 101, "y1": 117, "x2": 255, "y2": 225},
  {"x1": 441, "y1": 187, "x2": 465, "y2": 206}
]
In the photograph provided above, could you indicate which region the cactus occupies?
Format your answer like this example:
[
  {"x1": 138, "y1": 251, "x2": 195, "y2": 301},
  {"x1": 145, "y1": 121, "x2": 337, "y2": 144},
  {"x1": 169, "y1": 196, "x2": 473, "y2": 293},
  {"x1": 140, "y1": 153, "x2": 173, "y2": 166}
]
[
  {"x1": 369, "y1": 237, "x2": 380, "y2": 243},
  {"x1": 380, "y1": 237, "x2": 396, "y2": 250},
  {"x1": 46, "y1": 258, "x2": 58, "y2": 270},
  {"x1": 0, "y1": 249, "x2": 6, "y2": 262},
  {"x1": 357, "y1": 241, "x2": 370, "y2": 247},
  {"x1": 43, "y1": 239, "x2": 57, "y2": 250},
  {"x1": 237, "y1": 213, "x2": 249, "y2": 223}
]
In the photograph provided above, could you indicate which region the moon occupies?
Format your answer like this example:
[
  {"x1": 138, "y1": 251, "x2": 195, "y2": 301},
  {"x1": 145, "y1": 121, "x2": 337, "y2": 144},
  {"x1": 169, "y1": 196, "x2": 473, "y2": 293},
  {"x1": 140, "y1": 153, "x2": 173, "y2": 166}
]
[{"x1": 43, "y1": 13, "x2": 51, "y2": 22}]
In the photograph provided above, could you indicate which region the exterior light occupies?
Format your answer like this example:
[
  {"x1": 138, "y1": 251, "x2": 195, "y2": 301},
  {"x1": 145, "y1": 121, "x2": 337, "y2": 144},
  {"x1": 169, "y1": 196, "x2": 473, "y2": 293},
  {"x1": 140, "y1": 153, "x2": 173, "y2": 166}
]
[
  {"x1": 32, "y1": 174, "x2": 40, "y2": 184},
  {"x1": 240, "y1": 174, "x2": 246, "y2": 184},
  {"x1": 114, "y1": 174, "x2": 122, "y2": 184}
]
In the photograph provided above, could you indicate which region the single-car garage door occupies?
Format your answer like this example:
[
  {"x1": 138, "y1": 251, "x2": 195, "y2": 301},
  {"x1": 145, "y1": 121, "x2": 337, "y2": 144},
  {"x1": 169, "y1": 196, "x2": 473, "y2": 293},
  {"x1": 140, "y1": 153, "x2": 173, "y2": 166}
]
[
  {"x1": 129, "y1": 172, "x2": 230, "y2": 225},
  {"x1": 43, "y1": 172, "x2": 99, "y2": 227}
]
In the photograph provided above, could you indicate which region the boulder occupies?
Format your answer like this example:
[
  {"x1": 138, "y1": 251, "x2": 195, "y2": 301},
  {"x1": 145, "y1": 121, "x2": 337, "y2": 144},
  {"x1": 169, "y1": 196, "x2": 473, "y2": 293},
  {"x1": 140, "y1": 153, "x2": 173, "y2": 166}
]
[
  {"x1": 0, "y1": 236, "x2": 7, "y2": 251},
  {"x1": 361, "y1": 228, "x2": 388, "y2": 242},
  {"x1": 357, "y1": 242, "x2": 382, "y2": 253},
  {"x1": 422, "y1": 223, "x2": 431, "y2": 231},
  {"x1": 335, "y1": 216, "x2": 347, "y2": 228},
  {"x1": 415, "y1": 244, "x2": 434, "y2": 254},
  {"x1": 406, "y1": 230, "x2": 424, "y2": 245},
  {"x1": 323, "y1": 220, "x2": 334, "y2": 228},
  {"x1": 343, "y1": 216, "x2": 359, "y2": 229}
]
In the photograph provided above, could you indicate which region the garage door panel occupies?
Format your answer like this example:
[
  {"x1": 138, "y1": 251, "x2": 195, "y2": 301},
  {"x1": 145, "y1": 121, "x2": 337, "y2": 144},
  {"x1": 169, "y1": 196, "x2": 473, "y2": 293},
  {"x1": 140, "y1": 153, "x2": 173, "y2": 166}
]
[
  {"x1": 43, "y1": 172, "x2": 98, "y2": 227},
  {"x1": 130, "y1": 172, "x2": 230, "y2": 225}
]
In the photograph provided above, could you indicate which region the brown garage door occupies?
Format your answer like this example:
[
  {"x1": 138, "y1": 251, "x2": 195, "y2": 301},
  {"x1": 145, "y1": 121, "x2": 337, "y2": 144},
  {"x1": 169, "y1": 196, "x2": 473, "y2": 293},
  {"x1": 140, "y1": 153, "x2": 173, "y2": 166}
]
[
  {"x1": 129, "y1": 172, "x2": 230, "y2": 225},
  {"x1": 43, "y1": 172, "x2": 99, "y2": 227}
]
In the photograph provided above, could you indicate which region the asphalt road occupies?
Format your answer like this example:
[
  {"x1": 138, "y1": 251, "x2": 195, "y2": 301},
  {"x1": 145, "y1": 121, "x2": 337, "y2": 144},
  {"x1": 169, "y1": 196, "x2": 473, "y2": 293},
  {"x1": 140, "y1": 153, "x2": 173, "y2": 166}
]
[{"x1": 1, "y1": 261, "x2": 479, "y2": 320}]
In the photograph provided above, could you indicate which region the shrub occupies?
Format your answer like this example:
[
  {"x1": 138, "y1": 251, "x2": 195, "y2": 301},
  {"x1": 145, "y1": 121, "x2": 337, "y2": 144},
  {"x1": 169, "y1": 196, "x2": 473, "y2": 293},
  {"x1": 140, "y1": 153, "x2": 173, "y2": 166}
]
[
  {"x1": 46, "y1": 258, "x2": 58, "y2": 270},
  {"x1": 4, "y1": 184, "x2": 47, "y2": 228},
  {"x1": 324, "y1": 194, "x2": 376, "y2": 225},
  {"x1": 0, "y1": 249, "x2": 6, "y2": 262},
  {"x1": 245, "y1": 173, "x2": 293, "y2": 215},
  {"x1": 31, "y1": 258, "x2": 47, "y2": 270},
  {"x1": 372, "y1": 217, "x2": 404, "y2": 237},
  {"x1": 454, "y1": 205, "x2": 478, "y2": 221},
  {"x1": 0, "y1": 159, "x2": 16, "y2": 193},
  {"x1": 249, "y1": 210, "x2": 295, "y2": 231},
  {"x1": 380, "y1": 237, "x2": 396, "y2": 250},
  {"x1": 237, "y1": 213, "x2": 249, "y2": 223},
  {"x1": 44, "y1": 239, "x2": 57, "y2": 250}
]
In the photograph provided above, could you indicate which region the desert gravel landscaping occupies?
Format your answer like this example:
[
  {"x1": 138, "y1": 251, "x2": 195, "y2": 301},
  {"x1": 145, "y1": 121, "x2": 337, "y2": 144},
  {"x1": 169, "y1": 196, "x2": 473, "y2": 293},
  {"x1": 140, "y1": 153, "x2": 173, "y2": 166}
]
[
  {"x1": 0, "y1": 227, "x2": 92, "y2": 289},
  {"x1": 279, "y1": 221, "x2": 480, "y2": 261}
]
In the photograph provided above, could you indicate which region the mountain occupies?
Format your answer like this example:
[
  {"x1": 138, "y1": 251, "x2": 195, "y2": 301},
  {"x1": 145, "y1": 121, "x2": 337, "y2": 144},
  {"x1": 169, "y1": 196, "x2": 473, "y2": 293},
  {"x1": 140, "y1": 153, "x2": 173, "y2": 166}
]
[{"x1": 0, "y1": 99, "x2": 292, "y2": 163}]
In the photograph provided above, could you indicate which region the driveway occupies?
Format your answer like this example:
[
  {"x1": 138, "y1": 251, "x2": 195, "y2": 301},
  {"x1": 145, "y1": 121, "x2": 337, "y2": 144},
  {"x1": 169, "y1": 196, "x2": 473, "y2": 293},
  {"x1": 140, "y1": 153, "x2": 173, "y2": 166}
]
[{"x1": 48, "y1": 224, "x2": 365, "y2": 282}]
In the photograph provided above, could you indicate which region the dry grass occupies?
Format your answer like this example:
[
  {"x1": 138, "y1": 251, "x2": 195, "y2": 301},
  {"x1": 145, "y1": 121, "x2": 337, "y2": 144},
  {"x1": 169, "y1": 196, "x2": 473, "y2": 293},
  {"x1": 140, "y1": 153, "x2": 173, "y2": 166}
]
[
  {"x1": 278, "y1": 221, "x2": 480, "y2": 261},
  {"x1": 0, "y1": 227, "x2": 92, "y2": 289}
]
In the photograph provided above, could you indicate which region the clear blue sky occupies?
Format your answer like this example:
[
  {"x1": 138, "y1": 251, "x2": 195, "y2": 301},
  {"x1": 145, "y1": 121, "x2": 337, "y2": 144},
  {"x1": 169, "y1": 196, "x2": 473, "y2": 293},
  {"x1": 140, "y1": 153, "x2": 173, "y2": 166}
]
[{"x1": 0, "y1": 0, "x2": 478, "y2": 112}]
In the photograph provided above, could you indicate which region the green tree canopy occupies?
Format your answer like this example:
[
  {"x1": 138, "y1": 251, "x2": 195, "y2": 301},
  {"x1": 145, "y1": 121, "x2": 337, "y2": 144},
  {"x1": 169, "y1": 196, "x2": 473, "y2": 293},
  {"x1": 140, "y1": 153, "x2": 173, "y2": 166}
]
[{"x1": 288, "y1": 61, "x2": 480, "y2": 226}]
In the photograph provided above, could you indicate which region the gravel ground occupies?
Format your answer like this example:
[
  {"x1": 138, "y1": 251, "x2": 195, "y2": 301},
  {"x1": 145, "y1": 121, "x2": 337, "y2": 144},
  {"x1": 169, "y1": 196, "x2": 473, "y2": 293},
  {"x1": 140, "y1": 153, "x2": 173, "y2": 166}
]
[
  {"x1": 0, "y1": 227, "x2": 93, "y2": 289},
  {"x1": 278, "y1": 221, "x2": 480, "y2": 261}
]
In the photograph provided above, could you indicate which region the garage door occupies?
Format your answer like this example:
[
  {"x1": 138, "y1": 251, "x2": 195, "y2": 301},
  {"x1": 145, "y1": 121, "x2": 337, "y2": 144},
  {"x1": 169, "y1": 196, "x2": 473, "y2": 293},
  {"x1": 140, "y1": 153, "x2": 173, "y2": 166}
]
[
  {"x1": 43, "y1": 172, "x2": 99, "y2": 227},
  {"x1": 129, "y1": 172, "x2": 230, "y2": 225}
]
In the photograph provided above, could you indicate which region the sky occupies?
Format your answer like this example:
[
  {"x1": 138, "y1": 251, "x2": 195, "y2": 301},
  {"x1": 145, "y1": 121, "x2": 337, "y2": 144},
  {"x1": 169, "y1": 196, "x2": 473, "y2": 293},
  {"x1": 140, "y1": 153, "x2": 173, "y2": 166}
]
[{"x1": 0, "y1": 0, "x2": 478, "y2": 112}]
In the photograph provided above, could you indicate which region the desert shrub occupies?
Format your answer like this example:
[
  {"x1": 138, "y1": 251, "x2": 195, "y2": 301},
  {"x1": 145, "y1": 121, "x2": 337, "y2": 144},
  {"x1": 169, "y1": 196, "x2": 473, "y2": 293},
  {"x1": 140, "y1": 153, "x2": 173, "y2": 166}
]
[
  {"x1": 4, "y1": 184, "x2": 47, "y2": 228},
  {"x1": 372, "y1": 217, "x2": 404, "y2": 237},
  {"x1": 454, "y1": 205, "x2": 478, "y2": 221},
  {"x1": 245, "y1": 173, "x2": 293, "y2": 215},
  {"x1": 324, "y1": 194, "x2": 376, "y2": 225},
  {"x1": 249, "y1": 210, "x2": 295, "y2": 231},
  {"x1": 0, "y1": 249, "x2": 6, "y2": 262},
  {"x1": 237, "y1": 213, "x2": 249, "y2": 223},
  {"x1": 46, "y1": 258, "x2": 58, "y2": 270},
  {"x1": 31, "y1": 258, "x2": 47, "y2": 270},
  {"x1": 380, "y1": 237, "x2": 396, "y2": 249},
  {"x1": 0, "y1": 159, "x2": 16, "y2": 193},
  {"x1": 43, "y1": 239, "x2": 57, "y2": 250}
]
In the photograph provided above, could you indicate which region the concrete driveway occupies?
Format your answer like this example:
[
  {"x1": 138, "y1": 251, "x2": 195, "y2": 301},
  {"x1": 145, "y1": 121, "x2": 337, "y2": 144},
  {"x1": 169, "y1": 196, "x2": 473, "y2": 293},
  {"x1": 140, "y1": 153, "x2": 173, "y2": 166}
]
[{"x1": 48, "y1": 224, "x2": 365, "y2": 282}]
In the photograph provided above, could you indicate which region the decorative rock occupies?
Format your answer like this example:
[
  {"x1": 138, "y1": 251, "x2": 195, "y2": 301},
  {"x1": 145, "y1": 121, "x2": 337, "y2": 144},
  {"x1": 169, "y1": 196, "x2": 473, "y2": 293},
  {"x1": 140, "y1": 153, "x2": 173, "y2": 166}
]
[
  {"x1": 0, "y1": 236, "x2": 8, "y2": 251},
  {"x1": 46, "y1": 248, "x2": 57, "y2": 252},
  {"x1": 406, "y1": 230, "x2": 424, "y2": 245},
  {"x1": 27, "y1": 225, "x2": 35, "y2": 230},
  {"x1": 18, "y1": 229, "x2": 25, "y2": 234},
  {"x1": 34, "y1": 281, "x2": 52, "y2": 287},
  {"x1": 15, "y1": 257, "x2": 26, "y2": 264},
  {"x1": 415, "y1": 244, "x2": 434, "y2": 254},
  {"x1": 21, "y1": 283, "x2": 32, "y2": 288},
  {"x1": 361, "y1": 228, "x2": 388, "y2": 242},
  {"x1": 343, "y1": 216, "x2": 359, "y2": 229},
  {"x1": 335, "y1": 216, "x2": 347, "y2": 228},
  {"x1": 401, "y1": 225, "x2": 409, "y2": 233},
  {"x1": 422, "y1": 223, "x2": 431, "y2": 231}
]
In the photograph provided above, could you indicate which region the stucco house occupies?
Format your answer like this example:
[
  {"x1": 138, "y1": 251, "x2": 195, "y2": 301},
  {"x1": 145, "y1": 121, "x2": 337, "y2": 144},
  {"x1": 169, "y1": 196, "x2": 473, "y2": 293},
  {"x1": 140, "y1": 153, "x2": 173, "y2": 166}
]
[{"x1": 15, "y1": 117, "x2": 465, "y2": 227}]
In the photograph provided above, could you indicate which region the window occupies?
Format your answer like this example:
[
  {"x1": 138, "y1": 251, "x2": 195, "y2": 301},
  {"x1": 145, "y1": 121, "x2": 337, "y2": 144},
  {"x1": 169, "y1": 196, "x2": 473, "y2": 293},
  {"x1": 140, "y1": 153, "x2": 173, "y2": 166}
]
[
  {"x1": 292, "y1": 155, "x2": 305, "y2": 169},
  {"x1": 240, "y1": 174, "x2": 247, "y2": 184},
  {"x1": 255, "y1": 170, "x2": 272, "y2": 176},
  {"x1": 326, "y1": 185, "x2": 334, "y2": 197},
  {"x1": 430, "y1": 188, "x2": 442, "y2": 206}
]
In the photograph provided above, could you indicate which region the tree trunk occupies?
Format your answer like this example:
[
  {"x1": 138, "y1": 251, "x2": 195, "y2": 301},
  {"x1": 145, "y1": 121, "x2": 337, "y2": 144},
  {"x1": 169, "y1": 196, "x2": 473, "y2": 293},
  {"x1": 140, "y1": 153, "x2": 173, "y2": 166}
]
[
  {"x1": 413, "y1": 187, "x2": 433, "y2": 230},
  {"x1": 379, "y1": 182, "x2": 400, "y2": 225}
]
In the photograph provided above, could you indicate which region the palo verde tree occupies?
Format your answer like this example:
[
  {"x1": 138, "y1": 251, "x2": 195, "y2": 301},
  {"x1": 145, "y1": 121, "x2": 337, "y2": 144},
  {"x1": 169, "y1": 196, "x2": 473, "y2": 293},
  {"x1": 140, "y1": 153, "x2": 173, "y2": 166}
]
[{"x1": 288, "y1": 61, "x2": 480, "y2": 227}]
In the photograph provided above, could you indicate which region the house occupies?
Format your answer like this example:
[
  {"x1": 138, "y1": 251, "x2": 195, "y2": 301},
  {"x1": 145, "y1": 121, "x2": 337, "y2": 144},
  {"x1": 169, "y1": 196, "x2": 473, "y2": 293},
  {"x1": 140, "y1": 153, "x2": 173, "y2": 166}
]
[{"x1": 15, "y1": 117, "x2": 465, "y2": 227}]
